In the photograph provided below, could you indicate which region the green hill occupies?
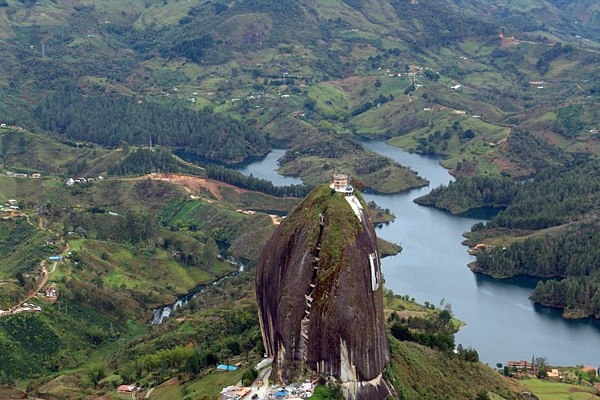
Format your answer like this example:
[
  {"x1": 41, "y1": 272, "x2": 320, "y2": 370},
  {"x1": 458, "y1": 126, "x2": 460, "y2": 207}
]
[
  {"x1": 0, "y1": 1, "x2": 599, "y2": 398},
  {"x1": 0, "y1": 0, "x2": 598, "y2": 179}
]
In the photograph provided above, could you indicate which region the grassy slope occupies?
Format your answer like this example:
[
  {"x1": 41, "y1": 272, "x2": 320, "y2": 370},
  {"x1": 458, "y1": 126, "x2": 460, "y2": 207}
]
[
  {"x1": 0, "y1": 140, "x2": 303, "y2": 385},
  {"x1": 386, "y1": 338, "x2": 524, "y2": 400}
]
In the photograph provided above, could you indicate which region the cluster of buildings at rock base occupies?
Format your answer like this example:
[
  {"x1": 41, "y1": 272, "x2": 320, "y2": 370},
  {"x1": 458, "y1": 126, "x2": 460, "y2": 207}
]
[{"x1": 220, "y1": 380, "x2": 315, "y2": 400}]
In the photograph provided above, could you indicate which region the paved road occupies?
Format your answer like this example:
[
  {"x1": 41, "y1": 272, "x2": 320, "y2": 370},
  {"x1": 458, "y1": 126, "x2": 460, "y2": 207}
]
[{"x1": 246, "y1": 358, "x2": 273, "y2": 400}]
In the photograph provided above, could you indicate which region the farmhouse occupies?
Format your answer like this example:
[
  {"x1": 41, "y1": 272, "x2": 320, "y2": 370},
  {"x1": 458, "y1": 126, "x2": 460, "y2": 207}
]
[{"x1": 117, "y1": 385, "x2": 136, "y2": 393}]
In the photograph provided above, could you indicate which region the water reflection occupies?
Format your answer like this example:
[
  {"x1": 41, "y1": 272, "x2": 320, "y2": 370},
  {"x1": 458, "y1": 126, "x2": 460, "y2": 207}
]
[{"x1": 235, "y1": 148, "x2": 303, "y2": 187}]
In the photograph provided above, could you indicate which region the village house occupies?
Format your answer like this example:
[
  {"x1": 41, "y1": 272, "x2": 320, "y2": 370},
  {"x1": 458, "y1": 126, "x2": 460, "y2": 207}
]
[
  {"x1": 507, "y1": 360, "x2": 534, "y2": 370},
  {"x1": 117, "y1": 384, "x2": 136, "y2": 393},
  {"x1": 220, "y1": 385, "x2": 250, "y2": 400},
  {"x1": 6, "y1": 171, "x2": 27, "y2": 178},
  {"x1": 42, "y1": 283, "x2": 59, "y2": 299},
  {"x1": 547, "y1": 369, "x2": 560, "y2": 379}
]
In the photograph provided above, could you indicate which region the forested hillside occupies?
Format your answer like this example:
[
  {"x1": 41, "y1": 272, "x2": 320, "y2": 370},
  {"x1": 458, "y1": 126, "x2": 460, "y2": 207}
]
[
  {"x1": 35, "y1": 85, "x2": 269, "y2": 164},
  {"x1": 452, "y1": 161, "x2": 600, "y2": 318},
  {"x1": 0, "y1": 0, "x2": 598, "y2": 178}
]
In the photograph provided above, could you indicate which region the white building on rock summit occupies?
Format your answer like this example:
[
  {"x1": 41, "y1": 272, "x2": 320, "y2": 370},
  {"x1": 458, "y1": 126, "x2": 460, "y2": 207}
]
[{"x1": 331, "y1": 173, "x2": 354, "y2": 196}]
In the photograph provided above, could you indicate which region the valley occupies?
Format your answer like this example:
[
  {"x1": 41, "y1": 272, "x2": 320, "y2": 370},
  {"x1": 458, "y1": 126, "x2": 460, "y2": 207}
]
[{"x1": 1, "y1": 0, "x2": 600, "y2": 398}]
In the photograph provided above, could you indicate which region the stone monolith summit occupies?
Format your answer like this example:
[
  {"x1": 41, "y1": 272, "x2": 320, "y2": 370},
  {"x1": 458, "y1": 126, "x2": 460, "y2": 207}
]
[{"x1": 256, "y1": 179, "x2": 392, "y2": 399}]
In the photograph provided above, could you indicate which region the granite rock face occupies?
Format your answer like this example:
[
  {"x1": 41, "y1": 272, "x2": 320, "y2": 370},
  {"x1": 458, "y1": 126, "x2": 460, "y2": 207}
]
[{"x1": 256, "y1": 185, "x2": 392, "y2": 399}]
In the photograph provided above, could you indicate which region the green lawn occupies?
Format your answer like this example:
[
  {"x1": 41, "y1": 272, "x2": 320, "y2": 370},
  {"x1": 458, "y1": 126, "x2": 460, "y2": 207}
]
[{"x1": 520, "y1": 378, "x2": 598, "y2": 400}]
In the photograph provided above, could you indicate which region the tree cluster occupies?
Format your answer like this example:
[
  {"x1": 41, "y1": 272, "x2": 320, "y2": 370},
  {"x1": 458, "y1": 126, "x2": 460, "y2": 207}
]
[
  {"x1": 67, "y1": 210, "x2": 158, "y2": 245},
  {"x1": 488, "y1": 161, "x2": 600, "y2": 230},
  {"x1": 205, "y1": 164, "x2": 311, "y2": 198},
  {"x1": 415, "y1": 175, "x2": 517, "y2": 214},
  {"x1": 470, "y1": 160, "x2": 600, "y2": 318},
  {"x1": 117, "y1": 304, "x2": 260, "y2": 385},
  {"x1": 351, "y1": 94, "x2": 393, "y2": 117},
  {"x1": 278, "y1": 135, "x2": 364, "y2": 164},
  {"x1": 476, "y1": 221, "x2": 600, "y2": 278},
  {"x1": 35, "y1": 85, "x2": 269, "y2": 164},
  {"x1": 531, "y1": 272, "x2": 600, "y2": 319},
  {"x1": 502, "y1": 130, "x2": 573, "y2": 175},
  {"x1": 389, "y1": 0, "x2": 498, "y2": 49},
  {"x1": 535, "y1": 43, "x2": 573, "y2": 75},
  {"x1": 388, "y1": 307, "x2": 456, "y2": 354},
  {"x1": 108, "y1": 148, "x2": 196, "y2": 176}
]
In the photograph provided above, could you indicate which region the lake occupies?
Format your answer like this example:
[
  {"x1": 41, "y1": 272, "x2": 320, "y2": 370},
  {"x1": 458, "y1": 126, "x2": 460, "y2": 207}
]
[{"x1": 236, "y1": 142, "x2": 600, "y2": 367}]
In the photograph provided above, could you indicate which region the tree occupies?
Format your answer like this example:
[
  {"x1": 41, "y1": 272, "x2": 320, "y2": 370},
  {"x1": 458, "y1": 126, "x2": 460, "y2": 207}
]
[
  {"x1": 241, "y1": 367, "x2": 258, "y2": 386},
  {"x1": 476, "y1": 390, "x2": 490, "y2": 400},
  {"x1": 0, "y1": 370, "x2": 15, "y2": 385},
  {"x1": 86, "y1": 362, "x2": 106, "y2": 387},
  {"x1": 202, "y1": 238, "x2": 219, "y2": 266},
  {"x1": 535, "y1": 357, "x2": 548, "y2": 378},
  {"x1": 588, "y1": 369, "x2": 597, "y2": 383}
]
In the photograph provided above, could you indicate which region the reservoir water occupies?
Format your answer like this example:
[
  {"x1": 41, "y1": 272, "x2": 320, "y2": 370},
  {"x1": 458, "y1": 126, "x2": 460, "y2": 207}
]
[{"x1": 236, "y1": 142, "x2": 600, "y2": 367}]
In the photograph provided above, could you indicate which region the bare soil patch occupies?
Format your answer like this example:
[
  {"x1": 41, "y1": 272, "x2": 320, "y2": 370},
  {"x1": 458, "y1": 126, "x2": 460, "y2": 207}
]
[{"x1": 145, "y1": 173, "x2": 248, "y2": 200}]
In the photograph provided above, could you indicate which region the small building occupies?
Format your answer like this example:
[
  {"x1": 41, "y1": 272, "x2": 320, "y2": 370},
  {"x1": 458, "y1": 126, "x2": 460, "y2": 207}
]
[
  {"x1": 66, "y1": 178, "x2": 75, "y2": 186},
  {"x1": 547, "y1": 369, "x2": 560, "y2": 379},
  {"x1": 217, "y1": 364, "x2": 238, "y2": 372},
  {"x1": 507, "y1": 360, "x2": 533, "y2": 370},
  {"x1": 117, "y1": 385, "x2": 136, "y2": 393},
  {"x1": 331, "y1": 173, "x2": 354, "y2": 196},
  {"x1": 582, "y1": 366, "x2": 596, "y2": 374},
  {"x1": 42, "y1": 283, "x2": 58, "y2": 299},
  {"x1": 48, "y1": 256, "x2": 63, "y2": 261},
  {"x1": 220, "y1": 385, "x2": 251, "y2": 400}
]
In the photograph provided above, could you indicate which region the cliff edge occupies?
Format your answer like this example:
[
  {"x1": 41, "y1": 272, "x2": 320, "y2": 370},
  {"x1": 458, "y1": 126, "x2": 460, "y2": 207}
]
[{"x1": 256, "y1": 185, "x2": 392, "y2": 399}]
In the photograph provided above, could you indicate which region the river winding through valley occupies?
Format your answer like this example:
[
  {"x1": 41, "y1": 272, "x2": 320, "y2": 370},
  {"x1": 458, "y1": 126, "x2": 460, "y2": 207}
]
[{"x1": 236, "y1": 141, "x2": 600, "y2": 367}]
